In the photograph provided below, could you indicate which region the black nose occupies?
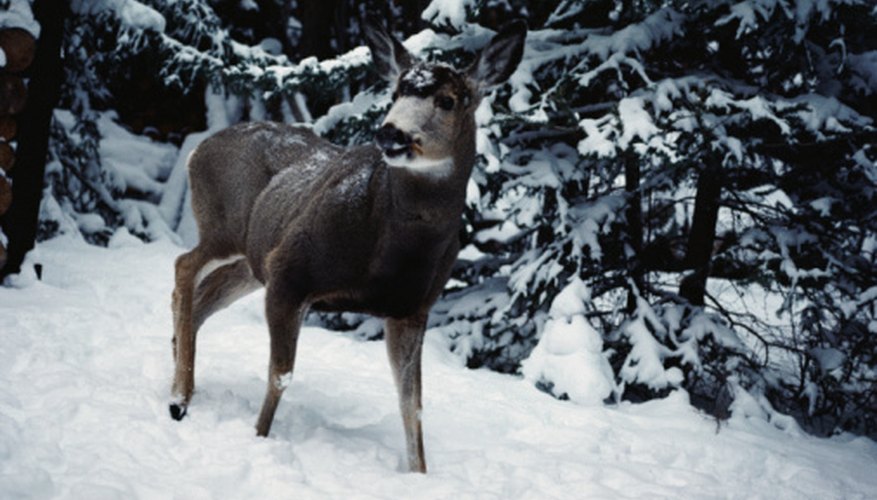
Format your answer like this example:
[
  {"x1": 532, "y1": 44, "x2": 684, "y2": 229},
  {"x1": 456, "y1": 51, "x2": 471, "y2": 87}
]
[{"x1": 375, "y1": 123, "x2": 412, "y2": 153}]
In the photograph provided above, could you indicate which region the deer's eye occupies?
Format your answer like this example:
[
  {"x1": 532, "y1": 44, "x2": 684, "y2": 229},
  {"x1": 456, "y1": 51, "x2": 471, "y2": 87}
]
[{"x1": 436, "y1": 95, "x2": 455, "y2": 111}]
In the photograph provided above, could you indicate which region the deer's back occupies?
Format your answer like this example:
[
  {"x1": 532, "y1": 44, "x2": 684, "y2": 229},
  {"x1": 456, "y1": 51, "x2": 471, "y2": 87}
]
[
  {"x1": 244, "y1": 143, "x2": 388, "y2": 284},
  {"x1": 187, "y1": 122, "x2": 341, "y2": 255}
]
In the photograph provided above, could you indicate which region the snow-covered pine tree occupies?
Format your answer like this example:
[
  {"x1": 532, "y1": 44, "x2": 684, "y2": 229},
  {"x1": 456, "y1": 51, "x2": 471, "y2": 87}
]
[
  {"x1": 43, "y1": 0, "x2": 876, "y2": 436},
  {"x1": 426, "y1": 0, "x2": 876, "y2": 436}
]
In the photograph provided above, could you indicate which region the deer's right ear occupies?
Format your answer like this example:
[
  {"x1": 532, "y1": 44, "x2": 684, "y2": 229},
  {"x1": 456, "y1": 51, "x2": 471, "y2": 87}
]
[
  {"x1": 363, "y1": 19, "x2": 414, "y2": 82},
  {"x1": 468, "y1": 20, "x2": 527, "y2": 92}
]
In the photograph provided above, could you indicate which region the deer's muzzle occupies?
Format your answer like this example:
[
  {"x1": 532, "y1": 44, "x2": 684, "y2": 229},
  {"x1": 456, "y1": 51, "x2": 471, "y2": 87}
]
[{"x1": 376, "y1": 123, "x2": 414, "y2": 158}]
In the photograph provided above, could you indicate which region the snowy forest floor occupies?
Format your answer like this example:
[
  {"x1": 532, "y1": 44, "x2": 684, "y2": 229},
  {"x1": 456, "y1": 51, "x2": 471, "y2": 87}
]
[{"x1": 1, "y1": 234, "x2": 876, "y2": 499}]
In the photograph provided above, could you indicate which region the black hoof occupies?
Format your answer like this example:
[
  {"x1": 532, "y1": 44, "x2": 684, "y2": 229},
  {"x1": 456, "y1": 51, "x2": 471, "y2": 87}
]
[{"x1": 169, "y1": 403, "x2": 187, "y2": 421}]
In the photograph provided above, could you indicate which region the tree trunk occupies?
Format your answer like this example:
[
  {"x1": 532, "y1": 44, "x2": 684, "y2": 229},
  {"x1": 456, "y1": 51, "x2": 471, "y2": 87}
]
[
  {"x1": 625, "y1": 154, "x2": 644, "y2": 312},
  {"x1": 0, "y1": 175, "x2": 11, "y2": 214},
  {"x1": 679, "y1": 159, "x2": 722, "y2": 306},
  {"x1": 0, "y1": 0, "x2": 67, "y2": 280}
]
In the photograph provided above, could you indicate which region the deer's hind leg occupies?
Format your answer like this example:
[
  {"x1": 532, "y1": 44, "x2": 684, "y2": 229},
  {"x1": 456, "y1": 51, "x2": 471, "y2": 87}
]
[{"x1": 170, "y1": 246, "x2": 237, "y2": 420}]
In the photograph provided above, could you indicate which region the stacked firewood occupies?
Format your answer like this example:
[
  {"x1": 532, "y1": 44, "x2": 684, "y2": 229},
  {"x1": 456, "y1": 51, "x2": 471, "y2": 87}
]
[{"x1": 0, "y1": 27, "x2": 36, "y2": 269}]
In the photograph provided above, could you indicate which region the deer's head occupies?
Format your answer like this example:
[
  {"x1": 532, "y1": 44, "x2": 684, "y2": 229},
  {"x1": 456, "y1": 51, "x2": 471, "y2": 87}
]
[{"x1": 364, "y1": 20, "x2": 526, "y2": 175}]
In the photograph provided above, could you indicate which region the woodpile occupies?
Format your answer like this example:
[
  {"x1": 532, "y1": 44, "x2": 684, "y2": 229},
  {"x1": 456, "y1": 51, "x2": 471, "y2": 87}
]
[{"x1": 0, "y1": 27, "x2": 36, "y2": 270}]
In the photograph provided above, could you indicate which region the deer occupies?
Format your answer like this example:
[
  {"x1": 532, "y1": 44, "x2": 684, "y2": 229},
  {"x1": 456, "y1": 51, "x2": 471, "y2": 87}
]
[{"x1": 168, "y1": 19, "x2": 526, "y2": 473}]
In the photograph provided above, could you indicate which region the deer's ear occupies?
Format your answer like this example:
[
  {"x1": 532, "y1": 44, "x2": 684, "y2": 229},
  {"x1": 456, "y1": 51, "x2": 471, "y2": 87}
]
[
  {"x1": 468, "y1": 20, "x2": 527, "y2": 91},
  {"x1": 363, "y1": 19, "x2": 414, "y2": 82}
]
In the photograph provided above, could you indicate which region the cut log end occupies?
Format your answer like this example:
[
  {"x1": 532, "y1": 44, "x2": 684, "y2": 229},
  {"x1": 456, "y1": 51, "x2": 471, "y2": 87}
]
[
  {"x1": 0, "y1": 75, "x2": 27, "y2": 115},
  {"x1": 0, "y1": 175, "x2": 11, "y2": 216},
  {"x1": 0, "y1": 28, "x2": 36, "y2": 73},
  {"x1": 0, "y1": 116, "x2": 16, "y2": 141},
  {"x1": 0, "y1": 142, "x2": 13, "y2": 173}
]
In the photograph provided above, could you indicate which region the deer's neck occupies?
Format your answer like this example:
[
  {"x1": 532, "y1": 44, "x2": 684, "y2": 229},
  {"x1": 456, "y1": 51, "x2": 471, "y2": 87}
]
[{"x1": 382, "y1": 129, "x2": 475, "y2": 228}]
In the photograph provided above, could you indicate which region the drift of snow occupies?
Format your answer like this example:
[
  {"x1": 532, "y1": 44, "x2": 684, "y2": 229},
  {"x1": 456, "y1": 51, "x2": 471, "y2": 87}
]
[
  {"x1": 1, "y1": 237, "x2": 876, "y2": 498},
  {"x1": 521, "y1": 277, "x2": 617, "y2": 405}
]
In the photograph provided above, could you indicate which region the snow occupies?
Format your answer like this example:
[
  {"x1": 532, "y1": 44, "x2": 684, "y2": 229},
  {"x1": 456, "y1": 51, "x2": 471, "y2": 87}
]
[
  {"x1": 159, "y1": 89, "x2": 234, "y2": 247},
  {"x1": 618, "y1": 97, "x2": 659, "y2": 149},
  {"x1": 578, "y1": 116, "x2": 618, "y2": 158},
  {"x1": 401, "y1": 65, "x2": 438, "y2": 91},
  {"x1": 848, "y1": 50, "x2": 877, "y2": 94},
  {"x1": 620, "y1": 300, "x2": 680, "y2": 392},
  {"x1": 402, "y1": 29, "x2": 443, "y2": 56},
  {"x1": 96, "y1": 112, "x2": 178, "y2": 199},
  {"x1": 0, "y1": 0, "x2": 40, "y2": 38},
  {"x1": 116, "y1": 0, "x2": 165, "y2": 32},
  {"x1": 2, "y1": 237, "x2": 875, "y2": 498},
  {"x1": 421, "y1": 0, "x2": 475, "y2": 31},
  {"x1": 72, "y1": 0, "x2": 166, "y2": 32},
  {"x1": 706, "y1": 89, "x2": 792, "y2": 135},
  {"x1": 259, "y1": 38, "x2": 283, "y2": 56},
  {"x1": 313, "y1": 89, "x2": 385, "y2": 136},
  {"x1": 716, "y1": 0, "x2": 776, "y2": 39},
  {"x1": 582, "y1": 8, "x2": 685, "y2": 61},
  {"x1": 74, "y1": 212, "x2": 107, "y2": 234},
  {"x1": 521, "y1": 278, "x2": 617, "y2": 405},
  {"x1": 809, "y1": 347, "x2": 846, "y2": 374},
  {"x1": 784, "y1": 94, "x2": 873, "y2": 138}
]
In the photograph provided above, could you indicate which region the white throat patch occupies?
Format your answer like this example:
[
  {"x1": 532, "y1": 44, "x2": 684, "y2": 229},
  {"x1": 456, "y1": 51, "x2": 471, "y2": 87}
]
[{"x1": 383, "y1": 154, "x2": 454, "y2": 177}]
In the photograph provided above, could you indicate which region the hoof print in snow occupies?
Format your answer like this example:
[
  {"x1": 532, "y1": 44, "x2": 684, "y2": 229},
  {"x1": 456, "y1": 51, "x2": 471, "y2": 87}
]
[{"x1": 169, "y1": 403, "x2": 187, "y2": 421}]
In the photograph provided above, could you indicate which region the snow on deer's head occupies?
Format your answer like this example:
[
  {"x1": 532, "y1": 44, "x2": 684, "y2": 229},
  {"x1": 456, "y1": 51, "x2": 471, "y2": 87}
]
[{"x1": 364, "y1": 20, "x2": 527, "y2": 175}]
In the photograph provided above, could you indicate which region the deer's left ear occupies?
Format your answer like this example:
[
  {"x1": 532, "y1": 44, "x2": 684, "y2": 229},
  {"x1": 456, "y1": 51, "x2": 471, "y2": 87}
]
[
  {"x1": 468, "y1": 20, "x2": 527, "y2": 91},
  {"x1": 363, "y1": 18, "x2": 414, "y2": 82}
]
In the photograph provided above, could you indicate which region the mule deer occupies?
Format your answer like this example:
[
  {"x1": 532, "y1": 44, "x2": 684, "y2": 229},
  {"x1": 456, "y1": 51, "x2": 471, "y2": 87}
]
[{"x1": 169, "y1": 20, "x2": 526, "y2": 473}]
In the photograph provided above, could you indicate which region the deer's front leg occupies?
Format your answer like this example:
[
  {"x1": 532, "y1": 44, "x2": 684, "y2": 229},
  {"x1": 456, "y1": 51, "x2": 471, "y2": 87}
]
[
  {"x1": 170, "y1": 246, "x2": 212, "y2": 420},
  {"x1": 255, "y1": 280, "x2": 305, "y2": 437},
  {"x1": 385, "y1": 312, "x2": 428, "y2": 473}
]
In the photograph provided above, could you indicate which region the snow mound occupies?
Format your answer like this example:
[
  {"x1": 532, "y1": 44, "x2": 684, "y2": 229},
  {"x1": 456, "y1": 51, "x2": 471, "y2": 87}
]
[{"x1": 521, "y1": 278, "x2": 617, "y2": 405}]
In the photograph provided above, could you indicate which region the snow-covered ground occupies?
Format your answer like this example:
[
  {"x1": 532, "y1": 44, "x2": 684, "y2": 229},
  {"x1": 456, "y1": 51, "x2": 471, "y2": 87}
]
[{"x1": 1, "y1": 235, "x2": 875, "y2": 499}]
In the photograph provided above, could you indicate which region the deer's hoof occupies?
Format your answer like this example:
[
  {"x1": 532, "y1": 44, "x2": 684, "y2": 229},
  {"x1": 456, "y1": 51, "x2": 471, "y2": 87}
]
[{"x1": 169, "y1": 403, "x2": 187, "y2": 421}]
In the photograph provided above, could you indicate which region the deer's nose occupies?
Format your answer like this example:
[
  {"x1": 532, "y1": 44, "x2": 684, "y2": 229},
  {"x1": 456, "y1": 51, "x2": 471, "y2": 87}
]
[{"x1": 375, "y1": 123, "x2": 413, "y2": 154}]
